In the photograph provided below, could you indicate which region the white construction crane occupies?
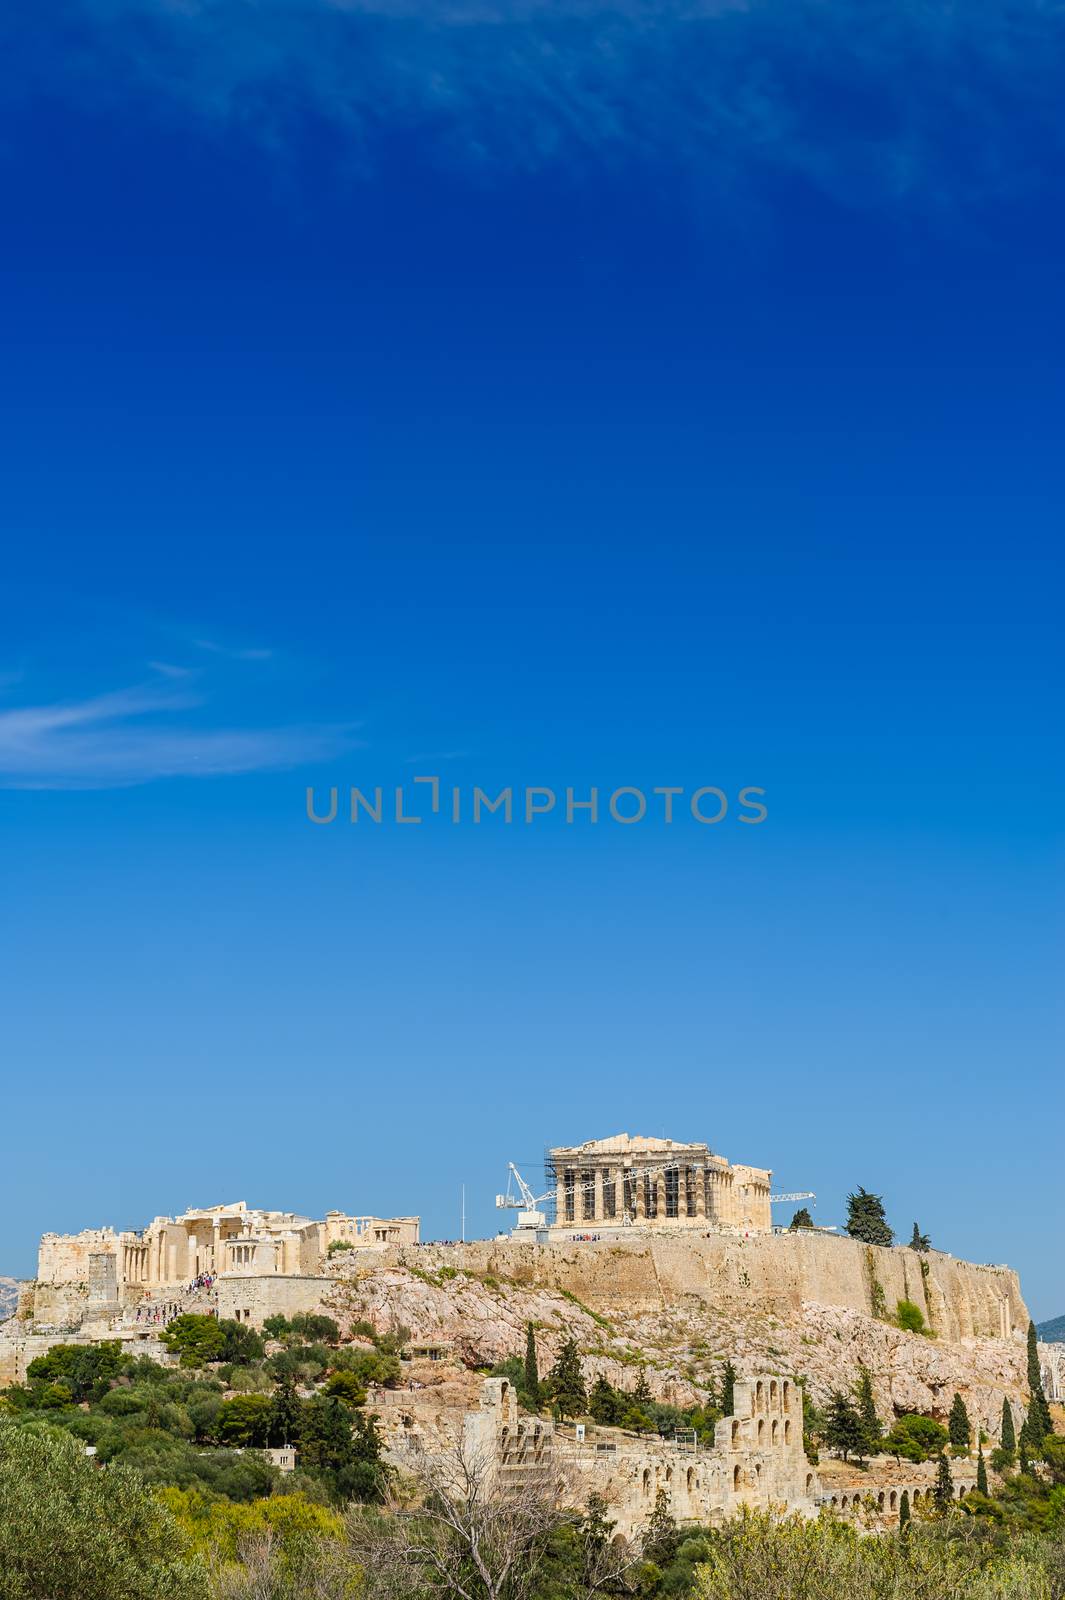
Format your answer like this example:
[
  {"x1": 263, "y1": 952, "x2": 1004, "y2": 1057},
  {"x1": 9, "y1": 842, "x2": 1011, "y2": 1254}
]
[
  {"x1": 495, "y1": 1163, "x2": 554, "y2": 1238},
  {"x1": 769, "y1": 1191, "x2": 816, "y2": 1205}
]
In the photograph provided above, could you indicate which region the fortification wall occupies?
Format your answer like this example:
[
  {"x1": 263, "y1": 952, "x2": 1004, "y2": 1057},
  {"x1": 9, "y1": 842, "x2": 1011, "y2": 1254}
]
[
  {"x1": 216, "y1": 1273, "x2": 332, "y2": 1325},
  {"x1": 385, "y1": 1233, "x2": 1026, "y2": 1341},
  {"x1": 37, "y1": 1231, "x2": 118, "y2": 1285}
]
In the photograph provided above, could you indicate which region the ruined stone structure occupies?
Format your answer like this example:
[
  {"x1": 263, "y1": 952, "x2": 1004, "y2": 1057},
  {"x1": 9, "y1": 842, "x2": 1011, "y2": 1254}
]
[
  {"x1": 457, "y1": 1373, "x2": 979, "y2": 1539},
  {"x1": 458, "y1": 1372, "x2": 817, "y2": 1538},
  {"x1": 35, "y1": 1201, "x2": 419, "y2": 1303},
  {"x1": 549, "y1": 1133, "x2": 772, "y2": 1235}
]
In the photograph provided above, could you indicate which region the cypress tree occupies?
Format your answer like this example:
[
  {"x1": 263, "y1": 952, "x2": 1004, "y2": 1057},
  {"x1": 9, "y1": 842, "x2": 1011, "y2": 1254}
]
[
  {"x1": 948, "y1": 1392, "x2": 971, "y2": 1453},
  {"x1": 524, "y1": 1322, "x2": 539, "y2": 1405},
  {"x1": 855, "y1": 1369, "x2": 882, "y2": 1453},
  {"x1": 267, "y1": 1374, "x2": 302, "y2": 1448},
  {"x1": 910, "y1": 1222, "x2": 931, "y2": 1252},
  {"x1": 589, "y1": 1374, "x2": 621, "y2": 1425},
  {"x1": 547, "y1": 1338, "x2": 587, "y2": 1421},
  {"x1": 1026, "y1": 1321, "x2": 1052, "y2": 1437},
  {"x1": 1027, "y1": 1320, "x2": 1042, "y2": 1392},
  {"x1": 643, "y1": 1487, "x2": 679, "y2": 1567},
  {"x1": 823, "y1": 1390, "x2": 867, "y2": 1463},
  {"x1": 1024, "y1": 1396, "x2": 1046, "y2": 1455},
  {"x1": 976, "y1": 1447, "x2": 988, "y2": 1495},
  {"x1": 632, "y1": 1368, "x2": 653, "y2": 1408},
  {"x1": 934, "y1": 1451, "x2": 954, "y2": 1514},
  {"x1": 720, "y1": 1360, "x2": 736, "y2": 1417},
  {"x1": 845, "y1": 1188, "x2": 894, "y2": 1247},
  {"x1": 1000, "y1": 1397, "x2": 1016, "y2": 1458},
  {"x1": 898, "y1": 1489, "x2": 910, "y2": 1530},
  {"x1": 789, "y1": 1207, "x2": 814, "y2": 1230}
]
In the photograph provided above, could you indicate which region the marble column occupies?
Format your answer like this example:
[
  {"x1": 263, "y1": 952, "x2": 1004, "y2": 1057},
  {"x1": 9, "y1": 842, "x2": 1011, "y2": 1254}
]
[{"x1": 594, "y1": 1167, "x2": 606, "y2": 1222}]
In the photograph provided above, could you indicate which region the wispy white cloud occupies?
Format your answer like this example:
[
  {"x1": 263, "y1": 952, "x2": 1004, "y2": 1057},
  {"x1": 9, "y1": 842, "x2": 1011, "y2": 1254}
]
[
  {"x1": 0, "y1": 682, "x2": 360, "y2": 789},
  {"x1": 193, "y1": 638, "x2": 274, "y2": 662},
  {"x1": 147, "y1": 660, "x2": 198, "y2": 679},
  {"x1": 23, "y1": 0, "x2": 1065, "y2": 209}
]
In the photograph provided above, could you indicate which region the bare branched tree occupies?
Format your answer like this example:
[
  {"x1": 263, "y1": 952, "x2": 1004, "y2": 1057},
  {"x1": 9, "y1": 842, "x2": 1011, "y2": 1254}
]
[
  {"x1": 208, "y1": 1527, "x2": 357, "y2": 1600},
  {"x1": 346, "y1": 1436, "x2": 568, "y2": 1600}
]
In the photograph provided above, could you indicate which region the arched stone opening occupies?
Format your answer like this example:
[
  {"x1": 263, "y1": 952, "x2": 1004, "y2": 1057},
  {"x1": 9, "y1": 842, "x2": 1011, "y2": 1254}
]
[{"x1": 733, "y1": 1464, "x2": 741, "y2": 1491}]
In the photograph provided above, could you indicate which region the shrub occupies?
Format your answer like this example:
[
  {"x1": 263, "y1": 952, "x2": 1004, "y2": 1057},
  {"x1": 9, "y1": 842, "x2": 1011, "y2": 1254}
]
[{"x1": 895, "y1": 1300, "x2": 929, "y2": 1335}]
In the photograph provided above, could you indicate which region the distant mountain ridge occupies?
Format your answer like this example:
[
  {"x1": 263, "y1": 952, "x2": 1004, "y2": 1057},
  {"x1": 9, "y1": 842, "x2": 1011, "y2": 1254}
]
[
  {"x1": 0, "y1": 1278, "x2": 20, "y2": 1323},
  {"x1": 1037, "y1": 1314, "x2": 1065, "y2": 1343}
]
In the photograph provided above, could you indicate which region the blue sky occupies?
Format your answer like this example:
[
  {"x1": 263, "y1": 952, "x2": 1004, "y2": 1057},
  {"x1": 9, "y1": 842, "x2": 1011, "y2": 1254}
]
[{"x1": 1, "y1": 2, "x2": 1062, "y2": 1315}]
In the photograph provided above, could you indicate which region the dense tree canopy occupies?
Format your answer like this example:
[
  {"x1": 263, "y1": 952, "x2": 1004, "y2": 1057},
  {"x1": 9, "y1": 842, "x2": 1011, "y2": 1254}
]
[{"x1": 0, "y1": 1421, "x2": 208, "y2": 1600}]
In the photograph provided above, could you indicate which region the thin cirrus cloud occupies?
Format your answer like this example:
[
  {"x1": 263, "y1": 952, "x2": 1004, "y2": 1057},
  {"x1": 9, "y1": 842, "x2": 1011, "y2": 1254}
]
[
  {"x1": 19, "y1": 0, "x2": 1065, "y2": 207},
  {"x1": 0, "y1": 683, "x2": 361, "y2": 790}
]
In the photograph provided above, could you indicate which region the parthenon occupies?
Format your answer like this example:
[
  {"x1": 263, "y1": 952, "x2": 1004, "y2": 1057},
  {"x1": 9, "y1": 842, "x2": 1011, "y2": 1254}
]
[{"x1": 548, "y1": 1133, "x2": 772, "y2": 1235}]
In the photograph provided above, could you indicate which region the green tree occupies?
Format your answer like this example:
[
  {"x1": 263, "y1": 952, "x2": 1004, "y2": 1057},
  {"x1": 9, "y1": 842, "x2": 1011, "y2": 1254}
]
[
  {"x1": 1000, "y1": 1397, "x2": 1016, "y2": 1458},
  {"x1": 324, "y1": 1370, "x2": 367, "y2": 1406},
  {"x1": 524, "y1": 1323, "x2": 540, "y2": 1407},
  {"x1": 642, "y1": 1486, "x2": 679, "y2": 1567},
  {"x1": 546, "y1": 1338, "x2": 587, "y2": 1421},
  {"x1": 159, "y1": 1314, "x2": 226, "y2": 1368},
  {"x1": 589, "y1": 1374, "x2": 623, "y2": 1425},
  {"x1": 910, "y1": 1222, "x2": 931, "y2": 1251},
  {"x1": 948, "y1": 1392, "x2": 971, "y2": 1453},
  {"x1": 720, "y1": 1360, "x2": 736, "y2": 1417},
  {"x1": 845, "y1": 1188, "x2": 894, "y2": 1246},
  {"x1": 25, "y1": 1342, "x2": 123, "y2": 1404},
  {"x1": 217, "y1": 1319, "x2": 264, "y2": 1365},
  {"x1": 1020, "y1": 1400, "x2": 1045, "y2": 1462},
  {"x1": 976, "y1": 1446, "x2": 988, "y2": 1495},
  {"x1": 1026, "y1": 1321, "x2": 1052, "y2": 1440},
  {"x1": 299, "y1": 1395, "x2": 383, "y2": 1503},
  {"x1": 789, "y1": 1208, "x2": 814, "y2": 1230},
  {"x1": 855, "y1": 1369, "x2": 882, "y2": 1454},
  {"x1": 823, "y1": 1391, "x2": 867, "y2": 1462},
  {"x1": 632, "y1": 1368, "x2": 653, "y2": 1408},
  {"x1": 267, "y1": 1374, "x2": 302, "y2": 1447},
  {"x1": 215, "y1": 1394, "x2": 272, "y2": 1446},
  {"x1": 0, "y1": 1421, "x2": 208, "y2": 1599},
  {"x1": 898, "y1": 1488, "x2": 910, "y2": 1530},
  {"x1": 882, "y1": 1414, "x2": 949, "y2": 1463},
  {"x1": 933, "y1": 1451, "x2": 954, "y2": 1514}
]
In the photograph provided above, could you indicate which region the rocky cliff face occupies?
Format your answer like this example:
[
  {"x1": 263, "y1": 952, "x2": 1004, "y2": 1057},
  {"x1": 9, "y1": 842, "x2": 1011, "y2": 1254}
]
[{"x1": 323, "y1": 1233, "x2": 1030, "y2": 1437}]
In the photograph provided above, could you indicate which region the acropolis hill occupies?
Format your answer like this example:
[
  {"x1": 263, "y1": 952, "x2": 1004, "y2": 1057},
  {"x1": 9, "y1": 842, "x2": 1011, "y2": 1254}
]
[{"x1": 1, "y1": 1131, "x2": 1044, "y2": 1456}]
